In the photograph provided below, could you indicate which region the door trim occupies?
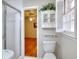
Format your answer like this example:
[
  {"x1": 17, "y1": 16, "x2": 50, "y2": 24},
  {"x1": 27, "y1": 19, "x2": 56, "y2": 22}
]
[{"x1": 21, "y1": 6, "x2": 39, "y2": 57}]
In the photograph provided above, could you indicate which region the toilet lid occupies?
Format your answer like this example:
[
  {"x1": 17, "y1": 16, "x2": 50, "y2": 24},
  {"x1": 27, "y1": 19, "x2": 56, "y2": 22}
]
[{"x1": 43, "y1": 53, "x2": 56, "y2": 59}]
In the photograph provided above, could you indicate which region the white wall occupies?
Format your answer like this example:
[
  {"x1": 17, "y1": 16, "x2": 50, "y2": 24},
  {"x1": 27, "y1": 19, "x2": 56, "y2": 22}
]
[
  {"x1": 4, "y1": 0, "x2": 23, "y2": 11},
  {"x1": 55, "y1": 33, "x2": 77, "y2": 59},
  {"x1": 23, "y1": 0, "x2": 55, "y2": 7}
]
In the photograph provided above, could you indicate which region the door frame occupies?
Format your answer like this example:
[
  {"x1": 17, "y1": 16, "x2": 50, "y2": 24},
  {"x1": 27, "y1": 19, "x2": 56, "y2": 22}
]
[{"x1": 21, "y1": 6, "x2": 39, "y2": 57}]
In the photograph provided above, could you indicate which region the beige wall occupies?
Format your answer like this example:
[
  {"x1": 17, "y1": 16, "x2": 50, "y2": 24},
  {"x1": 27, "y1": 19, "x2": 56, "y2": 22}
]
[
  {"x1": 24, "y1": 14, "x2": 37, "y2": 38},
  {"x1": 55, "y1": 33, "x2": 77, "y2": 59}
]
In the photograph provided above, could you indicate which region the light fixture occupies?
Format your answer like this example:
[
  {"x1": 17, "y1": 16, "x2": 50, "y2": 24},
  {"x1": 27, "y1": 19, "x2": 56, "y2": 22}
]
[{"x1": 29, "y1": 17, "x2": 33, "y2": 21}]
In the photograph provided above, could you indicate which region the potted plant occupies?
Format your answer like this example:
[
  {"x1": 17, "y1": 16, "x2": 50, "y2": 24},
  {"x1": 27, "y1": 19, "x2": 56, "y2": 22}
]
[{"x1": 40, "y1": 3, "x2": 56, "y2": 11}]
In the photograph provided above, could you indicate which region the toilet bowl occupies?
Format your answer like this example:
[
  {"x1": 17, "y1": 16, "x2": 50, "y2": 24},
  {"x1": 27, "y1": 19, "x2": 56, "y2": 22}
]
[
  {"x1": 43, "y1": 41, "x2": 56, "y2": 59},
  {"x1": 43, "y1": 53, "x2": 56, "y2": 59},
  {"x1": 2, "y1": 49, "x2": 14, "y2": 59}
]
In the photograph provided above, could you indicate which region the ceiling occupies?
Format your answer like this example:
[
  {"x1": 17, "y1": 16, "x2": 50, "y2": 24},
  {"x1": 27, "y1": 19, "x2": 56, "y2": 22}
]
[{"x1": 24, "y1": 9, "x2": 37, "y2": 17}]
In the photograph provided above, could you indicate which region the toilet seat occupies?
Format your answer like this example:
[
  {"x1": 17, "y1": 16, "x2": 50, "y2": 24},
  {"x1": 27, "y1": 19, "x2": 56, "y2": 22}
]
[{"x1": 43, "y1": 53, "x2": 56, "y2": 59}]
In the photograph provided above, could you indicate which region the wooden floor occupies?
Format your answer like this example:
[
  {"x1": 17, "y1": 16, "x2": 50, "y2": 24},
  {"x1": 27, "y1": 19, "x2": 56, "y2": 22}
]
[{"x1": 25, "y1": 37, "x2": 37, "y2": 57}]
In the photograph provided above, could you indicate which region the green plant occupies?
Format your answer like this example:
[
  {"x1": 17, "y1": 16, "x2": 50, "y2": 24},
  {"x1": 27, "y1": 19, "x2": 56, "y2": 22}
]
[{"x1": 40, "y1": 3, "x2": 56, "y2": 11}]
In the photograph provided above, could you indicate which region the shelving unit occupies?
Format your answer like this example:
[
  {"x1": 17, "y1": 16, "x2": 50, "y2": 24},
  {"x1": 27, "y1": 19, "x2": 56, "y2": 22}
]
[
  {"x1": 41, "y1": 10, "x2": 56, "y2": 29},
  {"x1": 44, "y1": 34, "x2": 56, "y2": 37}
]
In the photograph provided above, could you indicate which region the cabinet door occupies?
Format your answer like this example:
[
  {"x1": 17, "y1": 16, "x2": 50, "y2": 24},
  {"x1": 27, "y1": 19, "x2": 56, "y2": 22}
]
[
  {"x1": 50, "y1": 14, "x2": 55, "y2": 22},
  {"x1": 41, "y1": 12, "x2": 49, "y2": 28},
  {"x1": 50, "y1": 13, "x2": 56, "y2": 27},
  {"x1": 42, "y1": 13, "x2": 48, "y2": 23}
]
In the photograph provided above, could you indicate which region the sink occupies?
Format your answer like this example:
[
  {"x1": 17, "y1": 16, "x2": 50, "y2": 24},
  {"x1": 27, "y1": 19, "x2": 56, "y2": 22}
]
[{"x1": 2, "y1": 49, "x2": 14, "y2": 59}]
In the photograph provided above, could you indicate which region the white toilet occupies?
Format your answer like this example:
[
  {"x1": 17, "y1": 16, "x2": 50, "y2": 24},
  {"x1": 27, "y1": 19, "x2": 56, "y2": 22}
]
[{"x1": 43, "y1": 41, "x2": 56, "y2": 59}]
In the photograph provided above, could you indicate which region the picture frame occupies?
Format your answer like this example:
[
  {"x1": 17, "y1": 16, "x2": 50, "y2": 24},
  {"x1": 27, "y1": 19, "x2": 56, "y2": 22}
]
[{"x1": 34, "y1": 23, "x2": 37, "y2": 28}]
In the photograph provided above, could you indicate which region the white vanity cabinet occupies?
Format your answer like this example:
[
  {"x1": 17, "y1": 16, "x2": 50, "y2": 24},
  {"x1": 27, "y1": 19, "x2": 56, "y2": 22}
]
[{"x1": 41, "y1": 10, "x2": 56, "y2": 28}]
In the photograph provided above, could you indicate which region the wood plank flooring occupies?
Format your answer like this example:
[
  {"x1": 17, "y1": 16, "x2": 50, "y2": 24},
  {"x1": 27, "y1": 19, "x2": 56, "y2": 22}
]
[{"x1": 25, "y1": 37, "x2": 37, "y2": 57}]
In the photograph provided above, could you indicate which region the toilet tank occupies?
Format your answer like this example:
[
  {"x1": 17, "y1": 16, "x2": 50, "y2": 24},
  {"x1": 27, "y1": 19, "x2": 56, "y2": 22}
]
[{"x1": 43, "y1": 41, "x2": 56, "y2": 52}]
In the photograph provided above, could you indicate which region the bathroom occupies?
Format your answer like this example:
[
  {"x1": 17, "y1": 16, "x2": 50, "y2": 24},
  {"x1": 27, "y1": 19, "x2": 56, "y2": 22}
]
[{"x1": 2, "y1": 0, "x2": 77, "y2": 59}]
